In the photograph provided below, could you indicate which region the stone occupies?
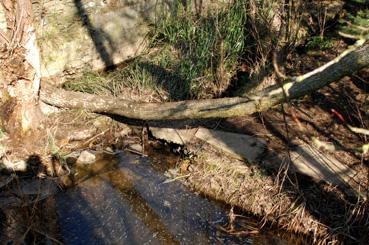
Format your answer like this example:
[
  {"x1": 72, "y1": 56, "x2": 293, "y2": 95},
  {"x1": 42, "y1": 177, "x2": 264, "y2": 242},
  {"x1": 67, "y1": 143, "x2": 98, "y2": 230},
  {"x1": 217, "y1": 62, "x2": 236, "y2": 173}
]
[
  {"x1": 118, "y1": 125, "x2": 132, "y2": 137},
  {"x1": 290, "y1": 142, "x2": 358, "y2": 194},
  {"x1": 0, "y1": 159, "x2": 27, "y2": 172},
  {"x1": 31, "y1": 0, "x2": 228, "y2": 78},
  {"x1": 105, "y1": 147, "x2": 114, "y2": 154},
  {"x1": 39, "y1": 101, "x2": 60, "y2": 115},
  {"x1": 76, "y1": 150, "x2": 96, "y2": 166},
  {"x1": 150, "y1": 127, "x2": 266, "y2": 162},
  {"x1": 150, "y1": 127, "x2": 198, "y2": 145},
  {"x1": 195, "y1": 128, "x2": 266, "y2": 163},
  {"x1": 68, "y1": 128, "x2": 97, "y2": 141},
  {"x1": 92, "y1": 116, "x2": 113, "y2": 129},
  {"x1": 35, "y1": 0, "x2": 152, "y2": 78},
  {"x1": 127, "y1": 144, "x2": 143, "y2": 153}
]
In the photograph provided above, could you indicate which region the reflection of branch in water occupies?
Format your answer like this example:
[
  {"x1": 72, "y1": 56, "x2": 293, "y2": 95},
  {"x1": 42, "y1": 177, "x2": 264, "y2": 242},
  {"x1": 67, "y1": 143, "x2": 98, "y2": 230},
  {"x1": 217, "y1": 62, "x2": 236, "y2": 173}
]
[
  {"x1": 101, "y1": 171, "x2": 180, "y2": 245},
  {"x1": 73, "y1": 0, "x2": 116, "y2": 70}
]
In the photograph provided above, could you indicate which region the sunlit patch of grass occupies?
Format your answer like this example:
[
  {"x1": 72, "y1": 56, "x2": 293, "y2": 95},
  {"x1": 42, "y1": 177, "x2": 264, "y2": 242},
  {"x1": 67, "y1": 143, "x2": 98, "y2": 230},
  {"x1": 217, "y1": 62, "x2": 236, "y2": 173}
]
[
  {"x1": 63, "y1": 72, "x2": 110, "y2": 95},
  {"x1": 106, "y1": 57, "x2": 168, "y2": 97},
  {"x1": 62, "y1": 58, "x2": 169, "y2": 101}
]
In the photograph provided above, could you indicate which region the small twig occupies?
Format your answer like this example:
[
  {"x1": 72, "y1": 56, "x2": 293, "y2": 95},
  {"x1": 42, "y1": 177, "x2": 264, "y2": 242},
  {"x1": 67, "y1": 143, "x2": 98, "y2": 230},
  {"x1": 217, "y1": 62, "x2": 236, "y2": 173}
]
[
  {"x1": 141, "y1": 126, "x2": 147, "y2": 155},
  {"x1": 19, "y1": 225, "x2": 32, "y2": 244},
  {"x1": 216, "y1": 225, "x2": 259, "y2": 236},
  {"x1": 161, "y1": 174, "x2": 191, "y2": 184},
  {"x1": 82, "y1": 129, "x2": 109, "y2": 148},
  {"x1": 125, "y1": 147, "x2": 148, "y2": 157},
  {"x1": 228, "y1": 206, "x2": 236, "y2": 231},
  {"x1": 33, "y1": 229, "x2": 64, "y2": 245},
  {"x1": 0, "y1": 29, "x2": 9, "y2": 45},
  {"x1": 272, "y1": 51, "x2": 288, "y2": 80},
  {"x1": 272, "y1": 50, "x2": 300, "y2": 190},
  {"x1": 338, "y1": 31, "x2": 360, "y2": 40}
]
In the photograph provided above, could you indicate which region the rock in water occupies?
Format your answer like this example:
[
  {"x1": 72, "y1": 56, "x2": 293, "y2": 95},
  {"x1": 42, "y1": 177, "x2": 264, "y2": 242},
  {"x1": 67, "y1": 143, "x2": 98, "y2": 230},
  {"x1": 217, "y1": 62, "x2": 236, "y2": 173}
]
[
  {"x1": 127, "y1": 144, "x2": 143, "y2": 153},
  {"x1": 76, "y1": 151, "x2": 96, "y2": 166}
]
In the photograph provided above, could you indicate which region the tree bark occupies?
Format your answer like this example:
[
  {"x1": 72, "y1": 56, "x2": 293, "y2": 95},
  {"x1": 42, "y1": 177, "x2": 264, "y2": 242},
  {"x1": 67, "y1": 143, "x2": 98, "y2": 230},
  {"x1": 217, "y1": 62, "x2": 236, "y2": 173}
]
[
  {"x1": 0, "y1": 0, "x2": 45, "y2": 171},
  {"x1": 0, "y1": 0, "x2": 42, "y2": 136},
  {"x1": 41, "y1": 41, "x2": 369, "y2": 120}
]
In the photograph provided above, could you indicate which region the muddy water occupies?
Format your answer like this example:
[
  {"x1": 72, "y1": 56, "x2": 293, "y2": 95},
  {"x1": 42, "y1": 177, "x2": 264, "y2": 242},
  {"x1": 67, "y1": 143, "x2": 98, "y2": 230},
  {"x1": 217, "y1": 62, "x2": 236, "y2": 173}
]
[{"x1": 55, "y1": 151, "x2": 297, "y2": 245}]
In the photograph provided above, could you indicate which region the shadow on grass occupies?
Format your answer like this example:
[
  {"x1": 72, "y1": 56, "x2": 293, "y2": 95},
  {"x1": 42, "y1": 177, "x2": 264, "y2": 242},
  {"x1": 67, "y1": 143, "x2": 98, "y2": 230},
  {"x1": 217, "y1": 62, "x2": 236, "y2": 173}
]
[
  {"x1": 219, "y1": 115, "x2": 369, "y2": 243},
  {"x1": 137, "y1": 61, "x2": 192, "y2": 100}
]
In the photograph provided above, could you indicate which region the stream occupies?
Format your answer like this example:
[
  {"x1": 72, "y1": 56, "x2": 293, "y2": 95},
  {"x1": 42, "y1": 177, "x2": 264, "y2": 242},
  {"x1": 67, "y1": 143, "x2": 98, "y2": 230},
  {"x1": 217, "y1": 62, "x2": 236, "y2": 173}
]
[{"x1": 54, "y1": 150, "x2": 300, "y2": 244}]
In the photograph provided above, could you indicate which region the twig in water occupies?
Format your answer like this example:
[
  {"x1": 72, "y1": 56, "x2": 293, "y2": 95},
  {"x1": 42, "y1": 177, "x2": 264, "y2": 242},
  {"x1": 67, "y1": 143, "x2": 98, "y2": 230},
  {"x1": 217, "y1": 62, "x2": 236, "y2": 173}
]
[{"x1": 161, "y1": 174, "x2": 191, "y2": 184}]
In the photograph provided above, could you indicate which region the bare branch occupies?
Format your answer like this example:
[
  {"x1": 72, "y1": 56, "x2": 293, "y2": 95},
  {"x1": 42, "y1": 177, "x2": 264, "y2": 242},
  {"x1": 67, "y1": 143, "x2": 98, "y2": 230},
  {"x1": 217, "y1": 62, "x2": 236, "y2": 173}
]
[{"x1": 41, "y1": 41, "x2": 369, "y2": 120}]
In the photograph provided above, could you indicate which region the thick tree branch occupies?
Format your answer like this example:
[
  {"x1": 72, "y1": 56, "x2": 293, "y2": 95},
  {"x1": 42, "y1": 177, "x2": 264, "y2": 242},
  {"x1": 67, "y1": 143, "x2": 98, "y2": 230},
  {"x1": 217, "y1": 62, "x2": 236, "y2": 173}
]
[{"x1": 41, "y1": 41, "x2": 369, "y2": 120}]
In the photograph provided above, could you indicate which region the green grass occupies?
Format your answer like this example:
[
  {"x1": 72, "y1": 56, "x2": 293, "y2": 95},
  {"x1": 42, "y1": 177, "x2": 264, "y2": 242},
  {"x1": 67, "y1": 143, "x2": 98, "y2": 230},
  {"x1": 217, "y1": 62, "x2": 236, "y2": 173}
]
[
  {"x1": 63, "y1": 57, "x2": 170, "y2": 99},
  {"x1": 64, "y1": 0, "x2": 248, "y2": 100},
  {"x1": 306, "y1": 36, "x2": 335, "y2": 51},
  {"x1": 63, "y1": 72, "x2": 109, "y2": 95},
  {"x1": 47, "y1": 129, "x2": 60, "y2": 157},
  {"x1": 339, "y1": 9, "x2": 369, "y2": 40},
  {"x1": 151, "y1": 0, "x2": 248, "y2": 99}
]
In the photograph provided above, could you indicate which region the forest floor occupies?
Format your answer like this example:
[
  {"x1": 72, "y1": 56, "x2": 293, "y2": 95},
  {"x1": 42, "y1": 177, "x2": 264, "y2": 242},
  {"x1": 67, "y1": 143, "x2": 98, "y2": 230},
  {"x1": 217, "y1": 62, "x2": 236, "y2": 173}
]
[
  {"x1": 6, "y1": 43, "x2": 365, "y2": 244},
  {"x1": 1, "y1": 2, "x2": 369, "y2": 244}
]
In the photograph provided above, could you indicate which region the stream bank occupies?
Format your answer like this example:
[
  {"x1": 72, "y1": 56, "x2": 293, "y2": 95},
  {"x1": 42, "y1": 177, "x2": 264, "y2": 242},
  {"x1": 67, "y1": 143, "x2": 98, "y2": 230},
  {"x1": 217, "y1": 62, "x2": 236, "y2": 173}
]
[
  {"x1": 1, "y1": 107, "x2": 368, "y2": 244},
  {"x1": 0, "y1": 136, "x2": 307, "y2": 244},
  {"x1": 1, "y1": 95, "x2": 368, "y2": 244}
]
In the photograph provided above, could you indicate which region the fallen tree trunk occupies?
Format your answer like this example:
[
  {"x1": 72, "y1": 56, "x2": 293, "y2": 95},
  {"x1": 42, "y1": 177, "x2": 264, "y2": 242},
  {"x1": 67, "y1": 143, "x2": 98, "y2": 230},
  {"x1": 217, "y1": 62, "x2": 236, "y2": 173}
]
[
  {"x1": 0, "y1": 0, "x2": 42, "y2": 135},
  {"x1": 41, "y1": 41, "x2": 369, "y2": 120}
]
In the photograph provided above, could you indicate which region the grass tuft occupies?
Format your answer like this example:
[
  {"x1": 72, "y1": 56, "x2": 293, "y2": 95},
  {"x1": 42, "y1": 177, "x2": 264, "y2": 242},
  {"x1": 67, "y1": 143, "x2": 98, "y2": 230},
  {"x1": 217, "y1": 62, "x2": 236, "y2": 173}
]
[
  {"x1": 306, "y1": 36, "x2": 335, "y2": 51},
  {"x1": 63, "y1": 1, "x2": 248, "y2": 100},
  {"x1": 150, "y1": 0, "x2": 248, "y2": 99},
  {"x1": 63, "y1": 72, "x2": 109, "y2": 95},
  {"x1": 63, "y1": 0, "x2": 303, "y2": 100}
]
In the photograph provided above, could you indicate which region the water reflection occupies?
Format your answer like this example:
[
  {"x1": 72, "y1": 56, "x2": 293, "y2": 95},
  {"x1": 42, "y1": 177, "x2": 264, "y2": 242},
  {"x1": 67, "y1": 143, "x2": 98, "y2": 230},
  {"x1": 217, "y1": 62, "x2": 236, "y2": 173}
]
[{"x1": 55, "y1": 152, "x2": 297, "y2": 244}]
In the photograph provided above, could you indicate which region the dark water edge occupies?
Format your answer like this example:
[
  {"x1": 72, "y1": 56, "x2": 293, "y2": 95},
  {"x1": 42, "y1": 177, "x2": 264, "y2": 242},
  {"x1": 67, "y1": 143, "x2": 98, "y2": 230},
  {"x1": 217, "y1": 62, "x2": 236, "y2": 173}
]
[{"x1": 55, "y1": 152, "x2": 307, "y2": 245}]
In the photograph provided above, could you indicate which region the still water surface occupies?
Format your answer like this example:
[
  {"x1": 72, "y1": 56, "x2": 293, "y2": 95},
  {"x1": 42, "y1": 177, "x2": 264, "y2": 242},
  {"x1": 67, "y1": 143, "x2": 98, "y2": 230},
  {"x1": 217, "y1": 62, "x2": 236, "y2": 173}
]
[{"x1": 55, "y1": 151, "x2": 300, "y2": 244}]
